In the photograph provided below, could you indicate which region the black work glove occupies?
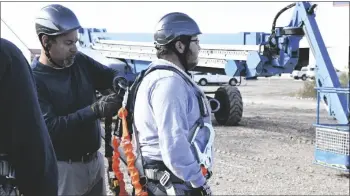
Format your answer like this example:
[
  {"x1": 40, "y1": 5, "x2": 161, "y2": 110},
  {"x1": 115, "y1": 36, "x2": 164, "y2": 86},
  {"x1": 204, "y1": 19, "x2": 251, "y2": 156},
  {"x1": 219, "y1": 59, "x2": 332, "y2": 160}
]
[
  {"x1": 91, "y1": 93, "x2": 122, "y2": 118},
  {"x1": 191, "y1": 182, "x2": 212, "y2": 196}
]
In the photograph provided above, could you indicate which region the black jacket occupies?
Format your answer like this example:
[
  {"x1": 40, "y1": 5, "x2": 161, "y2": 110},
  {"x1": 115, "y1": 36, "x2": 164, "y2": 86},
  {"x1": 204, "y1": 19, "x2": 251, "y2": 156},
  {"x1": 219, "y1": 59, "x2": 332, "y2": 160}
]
[
  {"x1": 31, "y1": 51, "x2": 116, "y2": 159},
  {"x1": 0, "y1": 38, "x2": 58, "y2": 196}
]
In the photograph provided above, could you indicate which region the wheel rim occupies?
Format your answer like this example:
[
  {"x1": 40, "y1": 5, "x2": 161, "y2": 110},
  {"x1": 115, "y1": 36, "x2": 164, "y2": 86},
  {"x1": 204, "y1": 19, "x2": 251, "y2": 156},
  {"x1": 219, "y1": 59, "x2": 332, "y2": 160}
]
[{"x1": 230, "y1": 79, "x2": 236, "y2": 86}]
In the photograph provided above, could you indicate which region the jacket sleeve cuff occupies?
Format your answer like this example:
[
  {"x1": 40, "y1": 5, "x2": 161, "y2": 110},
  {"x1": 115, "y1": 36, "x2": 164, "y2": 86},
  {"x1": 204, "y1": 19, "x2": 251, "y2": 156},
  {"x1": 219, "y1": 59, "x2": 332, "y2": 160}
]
[
  {"x1": 80, "y1": 105, "x2": 98, "y2": 120},
  {"x1": 189, "y1": 174, "x2": 206, "y2": 188}
]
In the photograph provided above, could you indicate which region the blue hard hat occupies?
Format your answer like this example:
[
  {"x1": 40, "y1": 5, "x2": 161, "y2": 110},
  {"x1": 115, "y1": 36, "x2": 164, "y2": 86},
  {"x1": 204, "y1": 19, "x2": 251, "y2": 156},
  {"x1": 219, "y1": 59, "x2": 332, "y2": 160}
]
[
  {"x1": 35, "y1": 4, "x2": 81, "y2": 37},
  {"x1": 154, "y1": 12, "x2": 202, "y2": 46}
]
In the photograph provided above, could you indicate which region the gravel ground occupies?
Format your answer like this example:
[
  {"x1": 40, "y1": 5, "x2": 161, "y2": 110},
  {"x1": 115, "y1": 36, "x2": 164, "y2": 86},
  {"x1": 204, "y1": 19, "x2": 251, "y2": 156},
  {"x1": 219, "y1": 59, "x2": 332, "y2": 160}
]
[{"x1": 100, "y1": 77, "x2": 349, "y2": 195}]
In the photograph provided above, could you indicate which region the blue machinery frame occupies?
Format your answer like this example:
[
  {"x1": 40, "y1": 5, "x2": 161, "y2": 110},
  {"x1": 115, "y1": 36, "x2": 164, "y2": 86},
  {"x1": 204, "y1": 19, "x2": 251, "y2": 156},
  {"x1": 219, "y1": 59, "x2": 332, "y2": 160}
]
[
  {"x1": 294, "y1": 2, "x2": 349, "y2": 171},
  {"x1": 314, "y1": 87, "x2": 349, "y2": 171}
]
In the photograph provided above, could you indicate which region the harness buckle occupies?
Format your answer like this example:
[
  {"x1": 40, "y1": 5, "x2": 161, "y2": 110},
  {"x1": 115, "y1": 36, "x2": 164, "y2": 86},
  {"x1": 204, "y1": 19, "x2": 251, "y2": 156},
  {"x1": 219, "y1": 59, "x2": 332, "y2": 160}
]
[{"x1": 159, "y1": 171, "x2": 171, "y2": 187}]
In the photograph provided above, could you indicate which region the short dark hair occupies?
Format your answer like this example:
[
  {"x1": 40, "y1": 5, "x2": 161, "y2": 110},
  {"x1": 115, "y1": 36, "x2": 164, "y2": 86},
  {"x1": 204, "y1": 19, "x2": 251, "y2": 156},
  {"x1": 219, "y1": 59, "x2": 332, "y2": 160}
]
[
  {"x1": 155, "y1": 35, "x2": 192, "y2": 59},
  {"x1": 155, "y1": 44, "x2": 172, "y2": 59},
  {"x1": 39, "y1": 34, "x2": 59, "y2": 49}
]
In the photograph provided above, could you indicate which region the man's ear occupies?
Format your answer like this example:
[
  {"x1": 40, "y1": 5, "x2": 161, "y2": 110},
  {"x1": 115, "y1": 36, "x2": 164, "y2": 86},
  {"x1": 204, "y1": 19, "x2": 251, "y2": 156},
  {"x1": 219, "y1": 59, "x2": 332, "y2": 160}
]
[
  {"x1": 174, "y1": 41, "x2": 185, "y2": 54},
  {"x1": 41, "y1": 35, "x2": 49, "y2": 48}
]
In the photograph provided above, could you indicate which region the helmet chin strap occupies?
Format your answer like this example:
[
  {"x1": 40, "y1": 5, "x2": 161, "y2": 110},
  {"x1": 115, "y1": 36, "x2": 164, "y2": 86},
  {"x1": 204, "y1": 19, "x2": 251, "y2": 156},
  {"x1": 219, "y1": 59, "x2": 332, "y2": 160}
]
[
  {"x1": 44, "y1": 47, "x2": 65, "y2": 69},
  {"x1": 40, "y1": 37, "x2": 65, "y2": 69},
  {"x1": 170, "y1": 37, "x2": 192, "y2": 73}
]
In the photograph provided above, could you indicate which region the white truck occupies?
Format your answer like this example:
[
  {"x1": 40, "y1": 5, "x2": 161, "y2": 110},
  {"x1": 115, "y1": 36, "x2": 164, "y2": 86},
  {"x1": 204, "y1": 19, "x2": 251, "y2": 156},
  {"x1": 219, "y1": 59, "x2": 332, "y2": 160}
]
[
  {"x1": 307, "y1": 66, "x2": 343, "y2": 80},
  {"x1": 292, "y1": 65, "x2": 343, "y2": 80},
  {"x1": 297, "y1": 66, "x2": 314, "y2": 80},
  {"x1": 192, "y1": 72, "x2": 238, "y2": 86}
]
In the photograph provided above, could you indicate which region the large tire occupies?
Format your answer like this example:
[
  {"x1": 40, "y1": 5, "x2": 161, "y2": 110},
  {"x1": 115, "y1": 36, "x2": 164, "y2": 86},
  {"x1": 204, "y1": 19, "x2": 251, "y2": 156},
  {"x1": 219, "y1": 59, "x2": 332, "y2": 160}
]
[{"x1": 213, "y1": 86, "x2": 243, "y2": 126}]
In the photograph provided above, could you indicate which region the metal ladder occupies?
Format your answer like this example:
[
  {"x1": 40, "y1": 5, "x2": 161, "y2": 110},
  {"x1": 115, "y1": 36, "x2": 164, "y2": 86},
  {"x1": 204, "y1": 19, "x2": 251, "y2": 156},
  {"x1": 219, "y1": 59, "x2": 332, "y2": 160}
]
[{"x1": 86, "y1": 39, "x2": 263, "y2": 69}]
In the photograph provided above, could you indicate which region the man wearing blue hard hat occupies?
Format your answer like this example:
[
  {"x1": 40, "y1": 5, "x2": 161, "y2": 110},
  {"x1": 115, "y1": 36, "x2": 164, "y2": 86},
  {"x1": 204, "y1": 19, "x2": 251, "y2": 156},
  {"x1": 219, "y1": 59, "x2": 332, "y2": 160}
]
[{"x1": 132, "y1": 12, "x2": 215, "y2": 195}]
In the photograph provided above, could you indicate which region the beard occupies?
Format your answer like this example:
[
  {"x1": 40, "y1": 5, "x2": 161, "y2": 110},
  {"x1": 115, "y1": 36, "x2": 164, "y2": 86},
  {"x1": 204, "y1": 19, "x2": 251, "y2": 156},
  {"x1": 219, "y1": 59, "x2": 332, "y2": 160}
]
[
  {"x1": 62, "y1": 55, "x2": 76, "y2": 68},
  {"x1": 185, "y1": 50, "x2": 199, "y2": 71},
  {"x1": 186, "y1": 61, "x2": 198, "y2": 71}
]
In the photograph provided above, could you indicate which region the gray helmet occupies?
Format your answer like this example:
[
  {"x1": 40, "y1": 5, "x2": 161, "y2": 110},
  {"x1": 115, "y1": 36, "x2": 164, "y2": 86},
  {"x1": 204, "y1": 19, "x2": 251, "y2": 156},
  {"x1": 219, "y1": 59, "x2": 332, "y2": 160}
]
[
  {"x1": 35, "y1": 4, "x2": 81, "y2": 37},
  {"x1": 154, "y1": 12, "x2": 202, "y2": 46}
]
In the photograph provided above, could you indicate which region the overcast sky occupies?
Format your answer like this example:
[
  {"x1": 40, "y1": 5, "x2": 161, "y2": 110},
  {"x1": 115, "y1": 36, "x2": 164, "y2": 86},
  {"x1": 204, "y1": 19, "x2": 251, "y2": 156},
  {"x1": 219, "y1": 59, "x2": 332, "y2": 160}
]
[
  {"x1": 1, "y1": 1, "x2": 348, "y2": 49},
  {"x1": 1, "y1": 1, "x2": 310, "y2": 48}
]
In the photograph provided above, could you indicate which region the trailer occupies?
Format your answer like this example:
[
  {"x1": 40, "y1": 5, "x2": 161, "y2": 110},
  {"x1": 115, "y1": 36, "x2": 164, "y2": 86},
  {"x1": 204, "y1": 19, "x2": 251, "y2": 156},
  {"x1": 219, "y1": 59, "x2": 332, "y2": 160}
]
[{"x1": 77, "y1": 2, "x2": 349, "y2": 172}]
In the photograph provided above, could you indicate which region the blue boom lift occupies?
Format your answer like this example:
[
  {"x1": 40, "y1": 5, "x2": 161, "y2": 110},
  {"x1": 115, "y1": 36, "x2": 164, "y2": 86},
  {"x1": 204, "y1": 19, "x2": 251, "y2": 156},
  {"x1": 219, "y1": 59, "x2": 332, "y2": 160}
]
[{"x1": 77, "y1": 2, "x2": 349, "y2": 171}]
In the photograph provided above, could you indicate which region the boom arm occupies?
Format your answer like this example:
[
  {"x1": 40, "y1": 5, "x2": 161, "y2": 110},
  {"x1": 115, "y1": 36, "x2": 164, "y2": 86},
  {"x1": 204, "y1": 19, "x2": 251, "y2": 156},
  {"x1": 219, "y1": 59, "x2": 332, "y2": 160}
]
[
  {"x1": 226, "y1": 2, "x2": 349, "y2": 171},
  {"x1": 234, "y1": 2, "x2": 348, "y2": 125},
  {"x1": 295, "y1": 2, "x2": 349, "y2": 125}
]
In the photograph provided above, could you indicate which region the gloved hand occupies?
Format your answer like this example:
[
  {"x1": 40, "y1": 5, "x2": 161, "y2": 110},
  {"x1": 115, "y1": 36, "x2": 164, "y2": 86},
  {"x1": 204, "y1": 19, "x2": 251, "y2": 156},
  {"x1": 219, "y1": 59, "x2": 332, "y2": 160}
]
[
  {"x1": 191, "y1": 182, "x2": 212, "y2": 196},
  {"x1": 91, "y1": 93, "x2": 122, "y2": 118}
]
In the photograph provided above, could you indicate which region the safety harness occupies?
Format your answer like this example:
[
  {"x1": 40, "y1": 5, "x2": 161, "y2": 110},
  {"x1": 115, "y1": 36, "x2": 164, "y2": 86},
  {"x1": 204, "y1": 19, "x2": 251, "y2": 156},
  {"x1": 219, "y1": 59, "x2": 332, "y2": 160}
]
[
  {"x1": 104, "y1": 64, "x2": 215, "y2": 195},
  {"x1": 0, "y1": 154, "x2": 20, "y2": 196}
]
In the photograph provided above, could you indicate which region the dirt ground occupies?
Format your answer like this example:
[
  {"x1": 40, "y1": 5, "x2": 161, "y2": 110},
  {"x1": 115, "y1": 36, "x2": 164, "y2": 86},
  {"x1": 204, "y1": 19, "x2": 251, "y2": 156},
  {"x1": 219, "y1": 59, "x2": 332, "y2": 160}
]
[{"x1": 100, "y1": 76, "x2": 349, "y2": 195}]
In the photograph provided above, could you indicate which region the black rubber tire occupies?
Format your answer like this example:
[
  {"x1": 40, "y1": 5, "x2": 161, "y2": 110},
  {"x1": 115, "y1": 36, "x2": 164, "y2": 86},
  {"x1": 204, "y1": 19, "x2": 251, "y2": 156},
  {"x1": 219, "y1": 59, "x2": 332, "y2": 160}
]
[
  {"x1": 199, "y1": 79, "x2": 207, "y2": 86},
  {"x1": 301, "y1": 75, "x2": 307, "y2": 81},
  {"x1": 214, "y1": 86, "x2": 243, "y2": 126},
  {"x1": 229, "y1": 78, "x2": 238, "y2": 86}
]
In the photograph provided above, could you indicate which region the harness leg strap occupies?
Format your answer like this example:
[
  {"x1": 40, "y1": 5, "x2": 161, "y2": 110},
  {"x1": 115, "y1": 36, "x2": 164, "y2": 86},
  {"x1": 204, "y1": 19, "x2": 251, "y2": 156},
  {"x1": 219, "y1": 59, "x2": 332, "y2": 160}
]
[
  {"x1": 159, "y1": 171, "x2": 176, "y2": 195},
  {"x1": 145, "y1": 169, "x2": 179, "y2": 195}
]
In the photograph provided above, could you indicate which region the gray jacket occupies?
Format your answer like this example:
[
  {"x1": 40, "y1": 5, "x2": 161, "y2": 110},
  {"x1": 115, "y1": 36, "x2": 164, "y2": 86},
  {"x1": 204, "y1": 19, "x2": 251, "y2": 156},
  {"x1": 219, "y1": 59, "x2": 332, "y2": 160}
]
[{"x1": 133, "y1": 59, "x2": 214, "y2": 189}]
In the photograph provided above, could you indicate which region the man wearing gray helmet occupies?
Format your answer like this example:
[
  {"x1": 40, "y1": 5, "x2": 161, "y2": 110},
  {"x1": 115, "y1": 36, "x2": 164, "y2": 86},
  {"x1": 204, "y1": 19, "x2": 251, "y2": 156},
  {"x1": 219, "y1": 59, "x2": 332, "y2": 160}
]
[
  {"x1": 31, "y1": 4, "x2": 123, "y2": 196},
  {"x1": 132, "y1": 12, "x2": 215, "y2": 195}
]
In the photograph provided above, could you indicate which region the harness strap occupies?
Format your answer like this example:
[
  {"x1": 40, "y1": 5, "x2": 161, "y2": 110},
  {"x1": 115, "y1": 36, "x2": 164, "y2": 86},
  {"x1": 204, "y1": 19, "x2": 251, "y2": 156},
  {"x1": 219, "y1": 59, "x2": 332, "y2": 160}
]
[
  {"x1": 0, "y1": 159, "x2": 15, "y2": 179},
  {"x1": 144, "y1": 169, "x2": 184, "y2": 184},
  {"x1": 0, "y1": 156, "x2": 20, "y2": 196},
  {"x1": 145, "y1": 169, "x2": 176, "y2": 195},
  {"x1": 143, "y1": 65, "x2": 209, "y2": 118}
]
